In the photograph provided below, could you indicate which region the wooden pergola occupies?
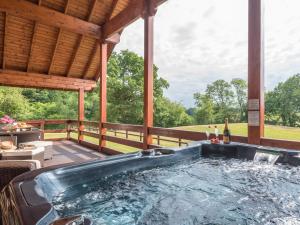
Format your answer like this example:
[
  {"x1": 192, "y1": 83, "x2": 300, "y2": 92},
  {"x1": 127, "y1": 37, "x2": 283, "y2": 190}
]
[{"x1": 0, "y1": 0, "x2": 299, "y2": 152}]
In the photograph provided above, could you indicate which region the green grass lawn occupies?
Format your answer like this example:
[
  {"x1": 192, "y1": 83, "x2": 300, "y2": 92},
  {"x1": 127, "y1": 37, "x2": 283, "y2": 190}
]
[
  {"x1": 44, "y1": 123, "x2": 300, "y2": 154},
  {"x1": 177, "y1": 123, "x2": 300, "y2": 141}
]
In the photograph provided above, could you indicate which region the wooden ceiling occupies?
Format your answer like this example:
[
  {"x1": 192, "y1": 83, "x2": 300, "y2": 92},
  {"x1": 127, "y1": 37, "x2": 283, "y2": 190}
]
[{"x1": 0, "y1": 0, "x2": 166, "y2": 91}]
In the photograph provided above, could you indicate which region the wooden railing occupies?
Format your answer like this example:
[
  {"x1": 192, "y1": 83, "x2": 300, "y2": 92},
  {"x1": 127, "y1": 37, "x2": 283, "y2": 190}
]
[
  {"x1": 24, "y1": 119, "x2": 300, "y2": 155},
  {"x1": 25, "y1": 119, "x2": 69, "y2": 141}
]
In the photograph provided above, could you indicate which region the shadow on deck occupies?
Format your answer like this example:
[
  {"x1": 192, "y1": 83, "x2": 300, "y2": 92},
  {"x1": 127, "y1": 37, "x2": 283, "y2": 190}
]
[{"x1": 44, "y1": 140, "x2": 106, "y2": 167}]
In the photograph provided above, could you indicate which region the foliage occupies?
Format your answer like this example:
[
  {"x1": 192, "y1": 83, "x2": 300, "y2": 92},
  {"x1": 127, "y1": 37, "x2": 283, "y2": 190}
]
[
  {"x1": 154, "y1": 97, "x2": 193, "y2": 127},
  {"x1": 265, "y1": 74, "x2": 300, "y2": 127},
  {"x1": 22, "y1": 89, "x2": 78, "y2": 120},
  {"x1": 193, "y1": 79, "x2": 247, "y2": 124},
  {"x1": 106, "y1": 50, "x2": 170, "y2": 125},
  {"x1": 0, "y1": 50, "x2": 299, "y2": 130},
  {"x1": 231, "y1": 78, "x2": 247, "y2": 121},
  {"x1": 0, "y1": 87, "x2": 30, "y2": 120},
  {"x1": 0, "y1": 50, "x2": 192, "y2": 128},
  {"x1": 193, "y1": 93, "x2": 214, "y2": 124}
]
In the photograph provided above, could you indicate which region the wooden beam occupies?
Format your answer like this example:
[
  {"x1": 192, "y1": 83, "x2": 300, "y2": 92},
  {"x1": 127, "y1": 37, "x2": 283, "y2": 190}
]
[
  {"x1": 66, "y1": 36, "x2": 83, "y2": 77},
  {"x1": 99, "y1": 43, "x2": 108, "y2": 151},
  {"x1": 102, "y1": 0, "x2": 166, "y2": 38},
  {"x1": 103, "y1": 135, "x2": 143, "y2": 149},
  {"x1": 92, "y1": 0, "x2": 120, "y2": 81},
  {"x1": 106, "y1": 0, "x2": 119, "y2": 21},
  {"x1": 78, "y1": 88, "x2": 85, "y2": 142},
  {"x1": 27, "y1": 0, "x2": 42, "y2": 72},
  {"x1": 2, "y1": 11, "x2": 7, "y2": 69},
  {"x1": 248, "y1": 0, "x2": 264, "y2": 145},
  {"x1": 260, "y1": 138, "x2": 300, "y2": 151},
  {"x1": 82, "y1": 42, "x2": 98, "y2": 79},
  {"x1": 104, "y1": 32, "x2": 121, "y2": 44},
  {"x1": 143, "y1": 1, "x2": 155, "y2": 149},
  {"x1": 67, "y1": 0, "x2": 97, "y2": 77},
  {"x1": 0, "y1": 70, "x2": 96, "y2": 91},
  {"x1": 27, "y1": 23, "x2": 39, "y2": 72},
  {"x1": 48, "y1": 0, "x2": 70, "y2": 74},
  {"x1": 103, "y1": 0, "x2": 142, "y2": 38},
  {"x1": 0, "y1": 0, "x2": 101, "y2": 39},
  {"x1": 106, "y1": 30, "x2": 123, "y2": 60},
  {"x1": 103, "y1": 122, "x2": 143, "y2": 133},
  {"x1": 89, "y1": 33, "x2": 121, "y2": 78}
]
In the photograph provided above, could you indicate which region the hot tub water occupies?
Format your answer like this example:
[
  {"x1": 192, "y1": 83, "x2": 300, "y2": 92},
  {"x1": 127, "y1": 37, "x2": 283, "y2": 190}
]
[{"x1": 53, "y1": 157, "x2": 300, "y2": 225}]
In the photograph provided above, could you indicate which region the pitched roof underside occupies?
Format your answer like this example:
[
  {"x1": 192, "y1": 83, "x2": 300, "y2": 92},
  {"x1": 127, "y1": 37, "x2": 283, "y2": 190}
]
[{"x1": 0, "y1": 0, "x2": 166, "y2": 91}]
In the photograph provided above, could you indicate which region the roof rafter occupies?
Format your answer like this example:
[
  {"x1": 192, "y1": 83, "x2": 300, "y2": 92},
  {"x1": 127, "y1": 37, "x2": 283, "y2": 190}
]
[
  {"x1": 66, "y1": 0, "x2": 98, "y2": 77},
  {"x1": 107, "y1": 0, "x2": 119, "y2": 21},
  {"x1": 48, "y1": 0, "x2": 71, "y2": 75},
  {"x1": 27, "y1": 0, "x2": 42, "y2": 72},
  {"x1": 0, "y1": 0, "x2": 101, "y2": 39},
  {"x1": 82, "y1": 42, "x2": 99, "y2": 79},
  {"x1": 2, "y1": 11, "x2": 7, "y2": 69}
]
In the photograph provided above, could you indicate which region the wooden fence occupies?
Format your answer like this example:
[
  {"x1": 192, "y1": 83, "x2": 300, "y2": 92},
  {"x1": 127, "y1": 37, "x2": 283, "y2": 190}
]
[{"x1": 25, "y1": 119, "x2": 300, "y2": 155}]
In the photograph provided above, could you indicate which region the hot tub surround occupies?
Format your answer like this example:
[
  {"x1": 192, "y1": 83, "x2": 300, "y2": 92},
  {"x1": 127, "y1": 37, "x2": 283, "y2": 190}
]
[{"x1": 1, "y1": 142, "x2": 300, "y2": 225}]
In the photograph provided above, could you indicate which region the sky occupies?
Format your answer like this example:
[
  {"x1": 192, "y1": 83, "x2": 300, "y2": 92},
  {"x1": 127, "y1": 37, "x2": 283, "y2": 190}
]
[{"x1": 115, "y1": 0, "x2": 300, "y2": 108}]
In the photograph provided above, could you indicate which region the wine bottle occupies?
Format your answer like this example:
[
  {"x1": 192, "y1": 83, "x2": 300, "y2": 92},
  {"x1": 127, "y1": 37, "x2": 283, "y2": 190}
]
[{"x1": 223, "y1": 118, "x2": 231, "y2": 144}]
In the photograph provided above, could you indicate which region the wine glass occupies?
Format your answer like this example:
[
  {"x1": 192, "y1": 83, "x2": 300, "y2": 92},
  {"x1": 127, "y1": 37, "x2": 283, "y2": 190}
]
[
  {"x1": 214, "y1": 126, "x2": 219, "y2": 139},
  {"x1": 205, "y1": 130, "x2": 210, "y2": 141}
]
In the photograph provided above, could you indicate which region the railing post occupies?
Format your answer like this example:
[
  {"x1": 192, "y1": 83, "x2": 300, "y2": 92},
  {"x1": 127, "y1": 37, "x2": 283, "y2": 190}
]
[
  {"x1": 99, "y1": 42, "x2": 108, "y2": 151},
  {"x1": 157, "y1": 135, "x2": 160, "y2": 145},
  {"x1": 143, "y1": 0, "x2": 156, "y2": 150},
  {"x1": 40, "y1": 120, "x2": 45, "y2": 141},
  {"x1": 126, "y1": 130, "x2": 129, "y2": 139},
  {"x1": 248, "y1": 0, "x2": 264, "y2": 145},
  {"x1": 78, "y1": 88, "x2": 85, "y2": 143},
  {"x1": 179, "y1": 138, "x2": 182, "y2": 147},
  {"x1": 66, "y1": 120, "x2": 71, "y2": 140}
]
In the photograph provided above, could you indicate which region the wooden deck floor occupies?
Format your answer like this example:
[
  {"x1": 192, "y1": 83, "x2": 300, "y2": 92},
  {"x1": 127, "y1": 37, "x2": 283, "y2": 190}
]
[{"x1": 44, "y1": 140, "x2": 106, "y2": 167}]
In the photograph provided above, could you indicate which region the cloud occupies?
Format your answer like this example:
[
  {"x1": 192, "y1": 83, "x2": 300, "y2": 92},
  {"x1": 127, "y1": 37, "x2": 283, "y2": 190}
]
[
  {"x1": 115, "y1": 0, "x2": 300, "y2": 107},
  {"x1": 202, "y1": 5, "x2": 215, "y2": 18},
  {"x1": 172, "y1": 22, "x2": 197, "y2": 47}
]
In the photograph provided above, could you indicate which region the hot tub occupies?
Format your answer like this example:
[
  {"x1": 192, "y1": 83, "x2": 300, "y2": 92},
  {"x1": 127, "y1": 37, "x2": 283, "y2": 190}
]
[{"x1": 1, "y1": 142, "x2": 300, "y2": 225}]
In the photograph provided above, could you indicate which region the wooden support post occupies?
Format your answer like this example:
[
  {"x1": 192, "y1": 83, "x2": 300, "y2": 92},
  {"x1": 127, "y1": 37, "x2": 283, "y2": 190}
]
[
  {"x1": 78, "y1": 88, "x2": 85, "y2": 143},
  {"x1": 179, "y1": 138, "x2": 182, "y2": 147},
  {"x1": 99, "y1": 42, "x2": 107, "y2": 151},
  {"x1": 143, "y1": 1, "x2": 155, "y2": 150},
  {"x1": 40, "y1": 120, "x2": 45, "y2": 140},
  {"x1": 248, "y1": 0, "x2": 264, "y2": 145},
  {"x1": 66, "y1": 120, "x2": 71, "y2": 140}
]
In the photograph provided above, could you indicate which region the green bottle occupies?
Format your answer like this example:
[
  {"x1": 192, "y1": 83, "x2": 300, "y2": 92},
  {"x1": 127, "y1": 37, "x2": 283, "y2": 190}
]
[{"x1": 223, "y1": 118, "x2": 231, "y2": 144}]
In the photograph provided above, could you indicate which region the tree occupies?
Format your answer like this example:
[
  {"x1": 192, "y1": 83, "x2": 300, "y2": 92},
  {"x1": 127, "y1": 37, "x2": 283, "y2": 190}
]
[
  {"x1": 193, "y1": 79, "x2": 247, "y2": 124},
  {"x1": 0, "y1": 87, "x2": 30, "y2": 120},
  {"x1": 206, "y1": 80, "x2": 234, "y2": 108},
  {"x1": 265, "y1": 74, "x2": 300, "y2": 127},
  {"x1": 106, "y1": 50, "x2": 169, "y2": 124},
  {"x1": 154, "y1": 97, "x2": 193, "y2": 127},
  {"x1": 193, "y1": 93, "x2": 214, "y2": 124},
  {"x1": 231, "y1": 78, "x2": 247, "y2": 122},
  {"x1": 22, "y1": 89, "x2": 78, "y2": 120},
  {"x1": 204, "y1": 80, "x2": 235, "y2": 123}
]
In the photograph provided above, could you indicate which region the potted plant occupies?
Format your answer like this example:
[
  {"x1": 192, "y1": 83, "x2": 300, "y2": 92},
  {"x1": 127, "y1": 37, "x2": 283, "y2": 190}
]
[{"x1": 0, "y1": 115, "x2": 16, "y2": 131}]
